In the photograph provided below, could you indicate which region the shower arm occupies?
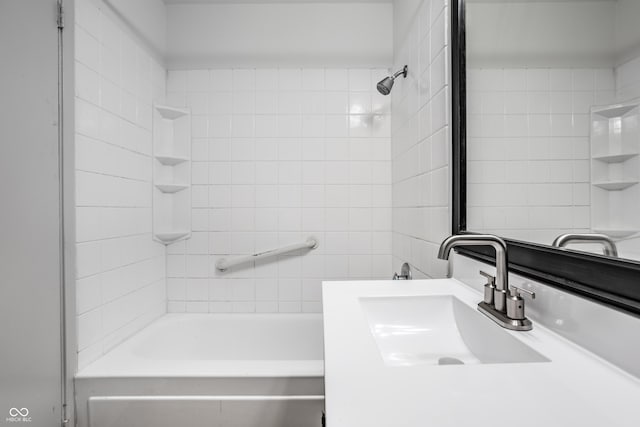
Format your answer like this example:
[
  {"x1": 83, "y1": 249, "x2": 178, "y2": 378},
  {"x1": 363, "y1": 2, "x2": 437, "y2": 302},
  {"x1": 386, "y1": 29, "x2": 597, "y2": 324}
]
[{"x1": 392, "y1": 65, "x2": 408, "y2": 79}]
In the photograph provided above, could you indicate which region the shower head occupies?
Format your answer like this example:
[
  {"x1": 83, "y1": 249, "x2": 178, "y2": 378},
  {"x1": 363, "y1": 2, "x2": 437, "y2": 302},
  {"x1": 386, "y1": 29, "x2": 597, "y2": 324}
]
[
  {"x1": 376, "y1": 65, "x2": 408, "y2": 95},
  {"x1": 376, "y1": 77, "x2": 394, "y2": 96}
]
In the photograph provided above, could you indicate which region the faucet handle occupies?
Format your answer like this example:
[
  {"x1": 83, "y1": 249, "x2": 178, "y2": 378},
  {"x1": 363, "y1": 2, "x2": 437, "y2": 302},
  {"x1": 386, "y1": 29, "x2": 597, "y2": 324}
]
[
  {"x1": 479, "y1": 271, "x2": 496, "y2": 305},
  {"x1": 507, "y1": 285, "x2": 535, "y2": 321},
  {"x1": 510, "y1": 285, "x2": 535, "y2": 299},
  {"x1": 479, "y1": 270, "x2": 495, "y2": 284}
]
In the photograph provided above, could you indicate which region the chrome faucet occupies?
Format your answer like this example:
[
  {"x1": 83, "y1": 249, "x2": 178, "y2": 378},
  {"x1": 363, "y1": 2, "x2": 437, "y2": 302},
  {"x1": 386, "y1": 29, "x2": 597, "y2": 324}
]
[
  {"x1": 552, "y1": 233, "x2": 618, "y2": 257},
  {"x1": 438, "y1": 234, "x2": 534, "y2": 331},
  {"x1": 392, "y1": 262, "x2": 412, "y2": 280}
]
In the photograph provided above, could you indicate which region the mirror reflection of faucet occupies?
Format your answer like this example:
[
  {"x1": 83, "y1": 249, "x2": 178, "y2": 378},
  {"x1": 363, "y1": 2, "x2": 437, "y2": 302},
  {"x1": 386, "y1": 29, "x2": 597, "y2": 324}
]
[
  {"x1": 552, "y1": 233, "x2": 618, "y2": 257},
  {"x1": 438, "y1": 234, "x2": 535, "y2": 331}
]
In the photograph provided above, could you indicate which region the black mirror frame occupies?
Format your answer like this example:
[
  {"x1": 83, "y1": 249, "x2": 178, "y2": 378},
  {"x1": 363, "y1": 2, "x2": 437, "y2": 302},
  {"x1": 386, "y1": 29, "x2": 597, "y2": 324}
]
[{"x1": 451, "y1": 0, "x2": 640, "y2": 316}]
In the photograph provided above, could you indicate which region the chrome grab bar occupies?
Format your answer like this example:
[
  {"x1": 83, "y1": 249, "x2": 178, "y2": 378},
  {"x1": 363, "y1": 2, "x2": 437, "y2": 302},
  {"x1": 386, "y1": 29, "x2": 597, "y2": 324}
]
[{"x1": 215, "y1": 236, "x2": 319, "y2": 271}]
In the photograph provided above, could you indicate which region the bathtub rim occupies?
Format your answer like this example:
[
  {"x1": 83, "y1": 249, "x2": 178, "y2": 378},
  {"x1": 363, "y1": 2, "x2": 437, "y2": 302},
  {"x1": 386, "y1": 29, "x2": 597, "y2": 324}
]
[{"x1": 76, "y1": 312, "x2": 325, "y2": 379}]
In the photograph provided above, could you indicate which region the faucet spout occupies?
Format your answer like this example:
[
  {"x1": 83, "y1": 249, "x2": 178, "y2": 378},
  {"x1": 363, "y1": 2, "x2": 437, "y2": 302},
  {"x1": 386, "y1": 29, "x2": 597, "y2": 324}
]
[
  {"x1": 437, "y1": 234, "x2": 509, "y2": 292},
  {"x1": 552, "y1": 233, "x2": 618, "y2": 257}
]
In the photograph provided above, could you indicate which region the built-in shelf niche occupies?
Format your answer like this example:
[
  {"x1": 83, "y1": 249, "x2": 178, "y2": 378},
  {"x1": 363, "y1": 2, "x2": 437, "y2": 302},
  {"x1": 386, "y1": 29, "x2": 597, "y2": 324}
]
[
  {"x1": 590, "y1": 100, "x2": 640, "y2": 239},
  {"x1": 152, "y1": 104, "x2": 192, "y2": 245}
]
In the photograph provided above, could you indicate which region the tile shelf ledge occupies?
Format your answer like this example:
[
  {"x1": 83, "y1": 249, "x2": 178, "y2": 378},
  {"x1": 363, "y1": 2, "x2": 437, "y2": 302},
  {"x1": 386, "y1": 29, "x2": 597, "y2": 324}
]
[
  {"x1": 592, "y1": 181, "x2": 639, "y2": 191},
  {"x1": 592, "y1": 153, "x2": 639, "y2": 163},
  {"x1": 155, "y1": 231, "x2": 190, "y2": 244},
  {"x1": 155, "y1": 155, "x2": 189, "y2": 166},
  {"x1": 155, "y1": 104, "x2": 189, "y2": 120},
  {"x1": 592, "y1": 103, "x2": 637, "y2": 118},
  {"x1": 591, "y1": 228, "x2": 638, "y2": 238},
  {"x1": 155, "y1": 183, "x2": 189, "y2": 194}
]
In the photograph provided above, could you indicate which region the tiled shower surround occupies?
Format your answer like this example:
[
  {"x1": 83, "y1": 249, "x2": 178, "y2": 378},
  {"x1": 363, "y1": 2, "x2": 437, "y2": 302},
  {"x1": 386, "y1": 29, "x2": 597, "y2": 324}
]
[
  {"x1": 73, "y1": 0, "x2": 450, "y2": 368},
  {"x1": 391, "y1": 0, "x2": 452, "y2": 280},
  {"x1": 164, "y1": 68, "x2": 393, "y2": 313},
  {"x1": 74, "y1": 0, "x2": 167, "y2": 369}
]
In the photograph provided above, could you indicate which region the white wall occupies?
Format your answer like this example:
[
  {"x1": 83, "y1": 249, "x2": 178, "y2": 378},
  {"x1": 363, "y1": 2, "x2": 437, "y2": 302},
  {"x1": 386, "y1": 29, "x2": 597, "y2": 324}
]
[
  {"x1": 165, "y1": 3, "x2": 393, "y2": 69},
  {"x1": 615, "y1": 0, "x2": 640, "y2": 64},
  {"x1": 466, "y1": 67, "x2": 616, "y2": 244},
  {"x1": 393, "y1": 0, "x2": 424, "y2": 54},
  {"x1": 104, "y1": 0, "x2": 167, "y2": 58},
  {"x1": 466, "y1": 1, "x2": 615, "y2": 68},
  {"x1": 0, "y1": 1, "x2": 67, "y2": 423},
  {"x1": 74, "y1": 0, "x2": 167, "y2": 370},
  {"x1": 616, "y1": 55, "x2": 640, "y2": 102},
  {"x1": 164, "y1": 68, "x2": 393, "y2": 313},
  {"x1": 391, "y1": 0, "x2": 451, "y2": 279},
  {"x1": 466, "y1": 0, "x2": 640, "y2": 68}
]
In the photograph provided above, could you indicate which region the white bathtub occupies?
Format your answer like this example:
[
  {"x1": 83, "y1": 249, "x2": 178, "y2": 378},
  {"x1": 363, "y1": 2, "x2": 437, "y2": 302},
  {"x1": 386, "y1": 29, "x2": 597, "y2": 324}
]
[{"x1": 75, "y1": 314, "x2": 325, "y2": 427}]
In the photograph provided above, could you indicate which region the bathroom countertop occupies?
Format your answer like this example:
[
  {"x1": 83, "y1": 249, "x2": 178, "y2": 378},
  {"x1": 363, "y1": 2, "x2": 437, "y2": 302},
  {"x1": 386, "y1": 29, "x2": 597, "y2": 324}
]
[{"x1": 322, "y1": 279, "x2": 640, "y2": 427}]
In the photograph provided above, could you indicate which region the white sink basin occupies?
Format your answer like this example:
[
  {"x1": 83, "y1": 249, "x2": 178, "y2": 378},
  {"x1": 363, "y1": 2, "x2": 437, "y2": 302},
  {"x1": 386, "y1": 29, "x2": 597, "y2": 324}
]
[{"x1": 360, "y1": 295, "x2": 549, "y2": 366}]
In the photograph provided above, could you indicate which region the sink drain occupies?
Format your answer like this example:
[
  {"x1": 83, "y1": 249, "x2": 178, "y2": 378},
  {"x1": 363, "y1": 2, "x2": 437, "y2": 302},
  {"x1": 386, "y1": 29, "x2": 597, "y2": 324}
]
[{"x1": 438, "y1": 357, "x2": 464, "y2": 365}]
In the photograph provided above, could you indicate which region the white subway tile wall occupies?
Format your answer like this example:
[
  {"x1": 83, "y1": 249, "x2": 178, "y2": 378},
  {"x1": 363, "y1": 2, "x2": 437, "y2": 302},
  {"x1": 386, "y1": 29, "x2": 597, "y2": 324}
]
[
  {"x1": 466, "y1": 67, "x2": 616, "y2": 244},
  {"x1": 165, "y1": 67, "x2": 393, "y2": 313},
  {"x1": 391, "y1": 0, "x2": 451, "y2": 279},
  {"x1": 75, "y1": 0, "x2": 167, "y2": 369}
]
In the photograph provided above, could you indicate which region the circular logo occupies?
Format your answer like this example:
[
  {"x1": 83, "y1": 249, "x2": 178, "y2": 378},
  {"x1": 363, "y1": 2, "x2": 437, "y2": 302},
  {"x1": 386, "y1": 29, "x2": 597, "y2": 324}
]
[{"x1": 9, "y1": 408, "x2": 29, "y2": 417}]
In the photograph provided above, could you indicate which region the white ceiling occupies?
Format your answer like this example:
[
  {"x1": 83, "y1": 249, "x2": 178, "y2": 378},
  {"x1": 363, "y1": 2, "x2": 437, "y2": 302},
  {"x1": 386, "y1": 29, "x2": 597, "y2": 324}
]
[{"x1": 164, "y1": 0, "x2": 392, "y2": 4}]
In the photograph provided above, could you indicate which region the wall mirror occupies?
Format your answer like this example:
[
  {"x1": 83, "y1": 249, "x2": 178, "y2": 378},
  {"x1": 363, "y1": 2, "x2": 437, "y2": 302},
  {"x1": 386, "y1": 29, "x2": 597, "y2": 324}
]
[{"x1": 452, "y1": 0, "x2": 640, "y2": 314}]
